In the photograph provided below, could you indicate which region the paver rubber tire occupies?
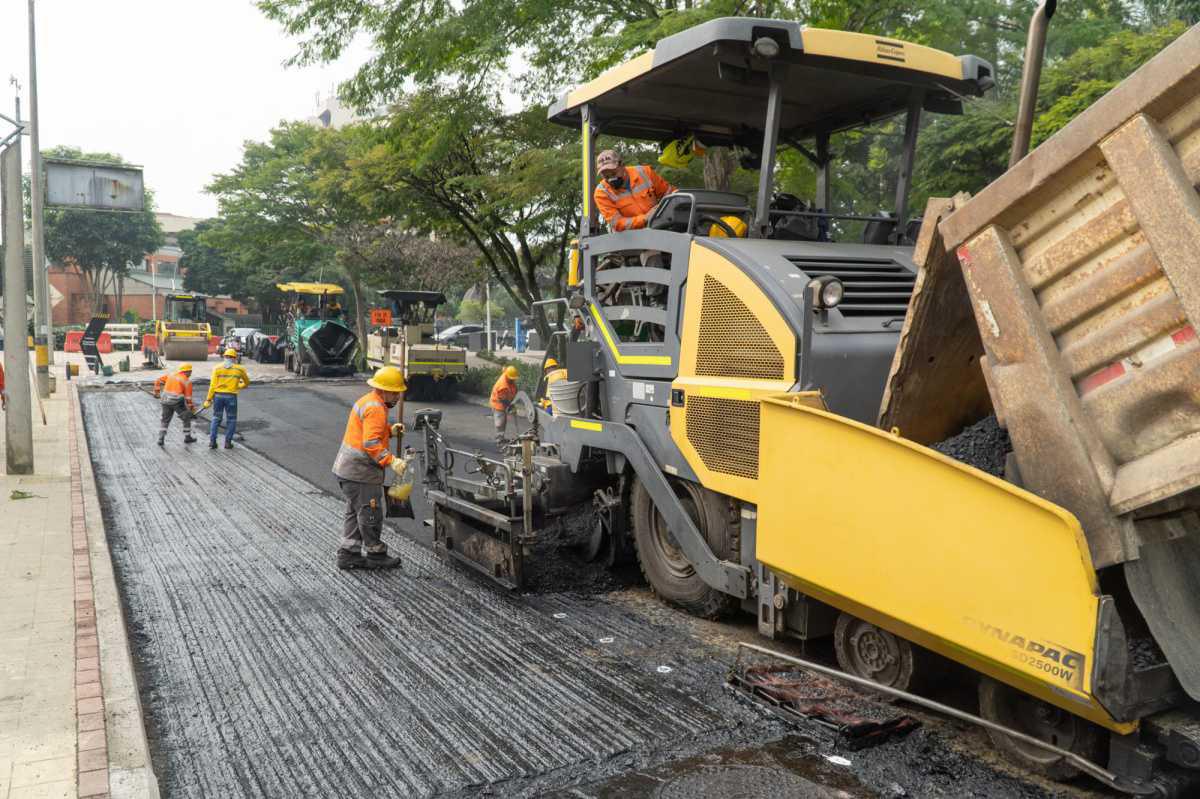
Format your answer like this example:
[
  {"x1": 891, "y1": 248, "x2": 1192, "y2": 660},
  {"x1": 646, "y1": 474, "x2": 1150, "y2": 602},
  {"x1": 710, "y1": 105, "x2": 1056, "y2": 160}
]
[
  {"x1": 630, "y1": 476, "x2": 738, "y2": 619},
  {"x1": 978, "y1": 676, "x2": 1105, "y2": 780}
]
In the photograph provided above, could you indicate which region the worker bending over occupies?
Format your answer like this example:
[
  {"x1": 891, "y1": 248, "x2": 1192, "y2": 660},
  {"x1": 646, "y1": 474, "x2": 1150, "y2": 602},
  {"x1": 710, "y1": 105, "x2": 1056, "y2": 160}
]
[
  {"x1": 490, "y1": 365, "x2": 520, "y2": 448},
  {"x1": 332, "y1": 366, "x2": 408, "y2": 571},
  {"x1": 593, "y1": 149, "x2": 675, "y2": 232},
  {"x1": 153, "y1": 363, "x2": 196, "y2": 446},
  {"x1": 203, "y1": 348, "x2": 250, "y2": 449}
]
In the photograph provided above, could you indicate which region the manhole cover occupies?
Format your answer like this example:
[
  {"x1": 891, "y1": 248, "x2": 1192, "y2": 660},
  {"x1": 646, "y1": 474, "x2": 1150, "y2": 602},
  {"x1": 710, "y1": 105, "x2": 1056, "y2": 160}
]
[{"x1": 656, "y1": 764, "x2": 832, "y2": 798}]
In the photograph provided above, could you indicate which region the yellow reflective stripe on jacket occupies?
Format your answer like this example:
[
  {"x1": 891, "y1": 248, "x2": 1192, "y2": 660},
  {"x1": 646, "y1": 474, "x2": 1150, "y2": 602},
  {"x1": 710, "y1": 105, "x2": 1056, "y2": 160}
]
[{"x1": 205, "y1": 365, "x2": 250, "y2": 403}]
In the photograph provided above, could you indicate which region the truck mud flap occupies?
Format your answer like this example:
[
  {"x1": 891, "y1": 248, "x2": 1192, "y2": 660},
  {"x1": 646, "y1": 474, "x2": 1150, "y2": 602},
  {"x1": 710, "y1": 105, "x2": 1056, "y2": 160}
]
[{"x1": 1126, "y1": 533, "x2": 1200, "y2": 702}]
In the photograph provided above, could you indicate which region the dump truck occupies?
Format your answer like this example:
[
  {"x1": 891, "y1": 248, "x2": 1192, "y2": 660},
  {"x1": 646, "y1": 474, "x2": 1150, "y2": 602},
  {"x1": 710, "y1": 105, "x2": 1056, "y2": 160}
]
[
  {"x1": 153, "y1": 293, "x2": 211, "y2": 362},
  {"x1": 366, "y1": 290, "x2": 467, "y2": 400},
  {"x1": 276, "y1": 282, "x2": 358, "y2": 377},
  {"x1": 414, "y1": 16, "x2": 1200, "y2": 794}
]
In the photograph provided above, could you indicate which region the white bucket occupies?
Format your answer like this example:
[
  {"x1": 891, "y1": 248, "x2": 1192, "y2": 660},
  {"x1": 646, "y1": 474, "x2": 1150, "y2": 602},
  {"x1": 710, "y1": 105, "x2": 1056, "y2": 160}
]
[{"x1": 548, "y1": 379, "x2": 584, "y2": 415}]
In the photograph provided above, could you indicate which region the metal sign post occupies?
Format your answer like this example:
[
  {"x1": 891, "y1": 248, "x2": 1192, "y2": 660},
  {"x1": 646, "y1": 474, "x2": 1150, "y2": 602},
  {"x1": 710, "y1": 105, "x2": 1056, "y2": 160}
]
[
  {"x1": 28, "y1": 0, "x2": 52, "y2": 397},
  {"x1": 1, "y1": 110, "x2": 34, "y2": 474}
]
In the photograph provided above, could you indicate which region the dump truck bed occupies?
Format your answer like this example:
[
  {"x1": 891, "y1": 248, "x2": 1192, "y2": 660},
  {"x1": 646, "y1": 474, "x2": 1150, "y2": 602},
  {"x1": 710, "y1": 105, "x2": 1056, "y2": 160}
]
[{"x1": 884, "y1": 22, "x2": 1200, "y2": 703}]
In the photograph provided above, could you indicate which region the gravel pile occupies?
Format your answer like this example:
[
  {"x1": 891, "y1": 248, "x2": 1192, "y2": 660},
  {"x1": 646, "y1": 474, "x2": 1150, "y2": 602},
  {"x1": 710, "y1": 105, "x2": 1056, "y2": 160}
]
[
  {"x1": 1129, "y1": 637, "x2": 1167, "y2": 671},
  {"x1": 932, "y1": 415, "x2": 1012, "y2": 477}
]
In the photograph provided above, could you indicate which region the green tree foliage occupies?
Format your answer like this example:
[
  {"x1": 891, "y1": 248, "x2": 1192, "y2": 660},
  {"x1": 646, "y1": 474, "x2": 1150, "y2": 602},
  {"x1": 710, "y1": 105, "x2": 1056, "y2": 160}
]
[
  {"x1": 253, "y1": 0, "x2": 1192, "y2": 299},
  {"x1": 913, "y1": 21, "x2": 1188, "y2": 208},
  {"x1": 41, "y1": 146, "x2": 164, "y2": 317},
  {"x1": 345, "y1": 88, "x2": 578, "y2": 330},
  {"x1": 179, "y1": 219, "x2": 240, "y2": 297}
]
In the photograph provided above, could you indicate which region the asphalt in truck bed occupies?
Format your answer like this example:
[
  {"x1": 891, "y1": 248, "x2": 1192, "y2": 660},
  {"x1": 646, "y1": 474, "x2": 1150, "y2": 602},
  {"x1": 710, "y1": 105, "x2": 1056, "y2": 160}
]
[{"x1": 82, "y1": 383, "x2": 1101, "y2": 798}]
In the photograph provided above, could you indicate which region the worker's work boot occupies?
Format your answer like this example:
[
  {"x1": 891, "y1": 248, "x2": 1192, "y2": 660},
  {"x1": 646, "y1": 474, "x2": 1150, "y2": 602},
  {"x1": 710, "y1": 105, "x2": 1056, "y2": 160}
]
[
  {"x1": 209, "y1": 440, "x2": 218, "y2": 449},
  {"x1": 183, "y1": 435, "x2": 197, "y2": 444},
  {"x1": 336, "y1": 549, "x2": 366, "y2": 570},
  {"x1": 224, "y1": 442, "x2": 234, "y2": 450},
  {"x1": 363, "y1": 551, "x2": 402, "y2": 570}
]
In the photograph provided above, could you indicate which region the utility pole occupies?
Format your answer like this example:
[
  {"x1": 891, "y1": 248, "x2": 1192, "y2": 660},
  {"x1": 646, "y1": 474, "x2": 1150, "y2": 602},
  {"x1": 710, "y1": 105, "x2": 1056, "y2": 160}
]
[
  {"x1": 27, "y1": 0, "x2": 52, "y2": 397},
  {"x1": 2, "y1": 97, "x2": 34, "y2": 474},
  {"x1": 484, "y1": 280, "x2": 492, "y2": 351}
]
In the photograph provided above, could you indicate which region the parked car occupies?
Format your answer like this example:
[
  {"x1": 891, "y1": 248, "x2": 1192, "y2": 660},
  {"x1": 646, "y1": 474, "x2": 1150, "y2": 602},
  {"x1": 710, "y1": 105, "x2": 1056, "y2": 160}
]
[{"x1": 434, "y1": 323, "x2": 485, "y2": 346}]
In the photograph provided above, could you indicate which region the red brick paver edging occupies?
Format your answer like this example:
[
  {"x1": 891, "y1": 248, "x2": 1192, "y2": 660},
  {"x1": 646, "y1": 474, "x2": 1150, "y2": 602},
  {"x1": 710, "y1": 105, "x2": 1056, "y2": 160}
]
[{"x1": 69, "y1": 389, "x2": 110, "y2": 799}]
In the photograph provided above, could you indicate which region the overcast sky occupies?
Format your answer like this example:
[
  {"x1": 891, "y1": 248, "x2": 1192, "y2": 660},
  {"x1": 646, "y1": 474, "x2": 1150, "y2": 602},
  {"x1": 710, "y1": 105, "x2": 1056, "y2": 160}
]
[{"x1": 0, "y1": 0, "x2": 369, "y2": 220}]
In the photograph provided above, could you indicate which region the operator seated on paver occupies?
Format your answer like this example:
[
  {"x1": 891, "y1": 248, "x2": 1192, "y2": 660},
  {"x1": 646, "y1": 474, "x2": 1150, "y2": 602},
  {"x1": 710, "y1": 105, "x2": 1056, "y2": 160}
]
[
  {"x1": 203, "y1": 348, "x2": 250, "y2": 450},
  {"x1": 332, "y1": 366, "x2": 409, "y2": 571},
  {"x1": 490, "y1": 365, "x2": 520, "y2": 447},
  {"x1": 593, "y1": 149, "x2": 676, "y2": 233},
  {"x1": 153, "y1": 363, "x2": 197, "y2": 446},
  {"x1": 538, "y1": 358, "x2": 567, "y2": 412}
]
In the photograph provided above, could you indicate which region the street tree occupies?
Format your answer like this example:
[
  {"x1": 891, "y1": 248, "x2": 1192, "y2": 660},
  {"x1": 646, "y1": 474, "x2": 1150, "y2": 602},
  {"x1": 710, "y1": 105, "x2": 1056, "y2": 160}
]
[
  {"x1": 40, "y1": 147, "x2": 163, "y2": 318},
  {"x1": 346, "y1": 88, "x2": 578, "y2": 334}
]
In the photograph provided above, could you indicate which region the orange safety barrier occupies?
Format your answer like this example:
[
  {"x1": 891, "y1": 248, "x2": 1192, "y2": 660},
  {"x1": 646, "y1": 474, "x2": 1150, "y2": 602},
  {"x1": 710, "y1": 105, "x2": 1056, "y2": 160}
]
[{"x1": 64, "y1": 331, "x2": 112, "y2": 353}]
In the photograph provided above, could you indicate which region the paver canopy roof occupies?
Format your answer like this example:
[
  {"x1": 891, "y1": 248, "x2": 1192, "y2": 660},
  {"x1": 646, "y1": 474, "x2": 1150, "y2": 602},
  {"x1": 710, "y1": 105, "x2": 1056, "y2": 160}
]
[
  {"x1": 548, "y1": 17, "x2": 993, "y2": 144},
  {"x1": 276, "y1": 282, "x2": 345, "y2": 295}
]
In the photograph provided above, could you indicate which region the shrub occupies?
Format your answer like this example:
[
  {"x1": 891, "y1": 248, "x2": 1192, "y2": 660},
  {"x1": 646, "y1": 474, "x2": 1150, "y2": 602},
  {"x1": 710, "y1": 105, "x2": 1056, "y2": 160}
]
[{"x1": 458, "y1": 356, "x2": 540, "y2": 397}]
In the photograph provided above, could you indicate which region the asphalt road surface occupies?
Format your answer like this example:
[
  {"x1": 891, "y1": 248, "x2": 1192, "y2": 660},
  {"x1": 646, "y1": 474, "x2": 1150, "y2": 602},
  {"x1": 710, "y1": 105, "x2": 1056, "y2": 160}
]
[{"x1": 82, "y1": 383, "x2": 1103, "y2": 798}]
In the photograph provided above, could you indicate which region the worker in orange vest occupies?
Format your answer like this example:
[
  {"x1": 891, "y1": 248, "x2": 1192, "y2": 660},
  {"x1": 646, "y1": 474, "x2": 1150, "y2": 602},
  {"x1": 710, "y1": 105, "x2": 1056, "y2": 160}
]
[
  {"x1": 153, "y1": 363, "x2": 197, "y2": 446},
  {"x1": 0, "y1": 360, "x2": 6, "y2": 410},
  {"x1": 331, "y1": 366, "x2": 408, "y2": 571},
  {"x1": 490, "y1": 365, "x2": 520, "y2": 448},
  {"x1": 592, "y1": 149, "x2": 676, "y2": 232}
]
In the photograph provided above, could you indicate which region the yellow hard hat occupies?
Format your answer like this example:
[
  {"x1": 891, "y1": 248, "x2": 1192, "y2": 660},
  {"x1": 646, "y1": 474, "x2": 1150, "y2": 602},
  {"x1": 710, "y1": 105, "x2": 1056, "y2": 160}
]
[
  {"x1": 708, "y1": 215, "x2": 748, "y2": 238},
  {"x1": 223, "y1": 348, "x2": 238, "y2": 358},
  {"x1": 504, "y1": 365, "x2": 519, "y2": 380},
  {"x1": 368, "y1": 365, "x2": 407, "y2": 392},
  {"x1": 178, "y1": 363, "x2": 193, "y2": 372},
  {"x1": 544, "y1": 357, "x2": 559, "y2": 370}
]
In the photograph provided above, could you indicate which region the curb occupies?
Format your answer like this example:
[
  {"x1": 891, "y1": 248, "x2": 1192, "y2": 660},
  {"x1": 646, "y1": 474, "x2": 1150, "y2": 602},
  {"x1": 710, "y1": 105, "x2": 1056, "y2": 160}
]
[{"x1": 69, "y1": 384, "x2": 160, "y2": 799}]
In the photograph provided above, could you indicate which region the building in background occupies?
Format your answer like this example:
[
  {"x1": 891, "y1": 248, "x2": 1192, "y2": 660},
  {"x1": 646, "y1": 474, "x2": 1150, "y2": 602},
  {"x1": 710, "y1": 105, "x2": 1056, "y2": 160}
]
[
  {"x1": 48, "y1": 212, "x2": 248, "y2": 326},
  {"x1": 307, "y1": 91, "x2": 367, "y2": 130}
]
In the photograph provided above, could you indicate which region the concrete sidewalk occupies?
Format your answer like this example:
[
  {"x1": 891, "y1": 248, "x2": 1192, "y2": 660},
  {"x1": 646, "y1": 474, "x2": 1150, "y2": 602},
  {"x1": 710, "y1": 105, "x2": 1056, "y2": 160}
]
[{"x1": 0, "y1": 383, "x2": 155, "y2": 799}]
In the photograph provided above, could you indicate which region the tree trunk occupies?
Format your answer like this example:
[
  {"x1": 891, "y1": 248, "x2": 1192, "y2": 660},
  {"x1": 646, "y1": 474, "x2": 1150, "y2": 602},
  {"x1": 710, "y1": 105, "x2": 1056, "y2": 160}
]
[
  {"x1": 345, "y1": 268, "x2": 369, "y2": 372},
  {"x1": 703, "y1": 147, "x2": 737, "y2": 191},
  {"x1": 115, "y1": 274, "x2": 125, "y2": 318}
]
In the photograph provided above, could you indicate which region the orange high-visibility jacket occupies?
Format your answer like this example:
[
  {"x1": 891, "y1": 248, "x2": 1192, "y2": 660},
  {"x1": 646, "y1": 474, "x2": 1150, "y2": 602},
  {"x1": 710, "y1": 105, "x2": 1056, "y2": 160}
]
[
  {"x1": 332, "y1": 389, "x2": 394, "y2": 484},
  {"x1": 593, "y1": 165, "x2": 676, "y2": 232},
  {"x1": 490, "y1": 375, "x2": 517, "y2": 411},
  {"x1": 154, "y1": 371, "x2": 194, "y2": 410}
]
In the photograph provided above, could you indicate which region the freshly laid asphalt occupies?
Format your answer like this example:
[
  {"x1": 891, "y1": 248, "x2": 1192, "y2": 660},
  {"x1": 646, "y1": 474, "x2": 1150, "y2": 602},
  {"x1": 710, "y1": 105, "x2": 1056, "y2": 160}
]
[{"x1": 81, "y1": 381, "x2": 1098, "y2": 798}]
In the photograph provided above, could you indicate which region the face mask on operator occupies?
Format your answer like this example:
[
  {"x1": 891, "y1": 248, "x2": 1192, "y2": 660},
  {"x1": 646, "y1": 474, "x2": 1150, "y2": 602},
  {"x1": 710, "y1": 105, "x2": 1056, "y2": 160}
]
[{"x1": 605, "y1": 173, "x2": 625, "y2": 189}]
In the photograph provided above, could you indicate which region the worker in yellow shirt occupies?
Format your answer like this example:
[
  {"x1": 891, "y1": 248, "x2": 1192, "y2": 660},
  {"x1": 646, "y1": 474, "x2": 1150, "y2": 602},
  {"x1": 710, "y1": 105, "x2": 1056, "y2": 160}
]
[{"x1": 203, "y1": 348, "x2": 251, "y2": 449}]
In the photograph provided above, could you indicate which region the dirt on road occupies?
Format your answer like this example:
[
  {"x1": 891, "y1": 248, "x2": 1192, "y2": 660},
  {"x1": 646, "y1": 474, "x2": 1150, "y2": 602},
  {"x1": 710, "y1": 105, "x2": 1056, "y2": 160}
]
[{"x1": 83, "y1": 386, "x2": 1100, "y2": 798}]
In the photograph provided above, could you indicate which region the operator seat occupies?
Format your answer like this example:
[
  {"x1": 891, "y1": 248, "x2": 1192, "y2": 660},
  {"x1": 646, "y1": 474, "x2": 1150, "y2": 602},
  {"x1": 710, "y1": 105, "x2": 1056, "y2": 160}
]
[{"x1": 647, "y1": 190, "x2": 750, "y2": 234}]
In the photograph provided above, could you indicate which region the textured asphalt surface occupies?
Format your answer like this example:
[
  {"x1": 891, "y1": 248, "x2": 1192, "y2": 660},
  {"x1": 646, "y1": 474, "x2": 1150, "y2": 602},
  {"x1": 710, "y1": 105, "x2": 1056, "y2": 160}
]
[{"x1": 82, "y1": 383, "x2": 1102, "y2": 798}]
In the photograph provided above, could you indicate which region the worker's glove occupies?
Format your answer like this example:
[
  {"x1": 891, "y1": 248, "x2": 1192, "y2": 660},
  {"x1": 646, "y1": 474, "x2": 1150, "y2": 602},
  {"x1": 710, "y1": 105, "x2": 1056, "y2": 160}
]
[
  {"x1": 202, "y1": 400, "x2": 212, "y2": 410},
  {"x1": 390, "y1": 457, "x2": 410, "y2": 476},
  {"x1": 631, "y1": 213, "x2": 648, "y2": 229},
  {"x1": 390, "y1": 422, "x2": 405, "y2": 437}
]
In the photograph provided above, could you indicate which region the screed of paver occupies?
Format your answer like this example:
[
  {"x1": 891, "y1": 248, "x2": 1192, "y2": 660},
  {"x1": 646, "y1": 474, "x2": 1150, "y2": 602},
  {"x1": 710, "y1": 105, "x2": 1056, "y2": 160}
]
[{"x1": 82, "y1": 390, "x2": 766, "y2": 798}]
